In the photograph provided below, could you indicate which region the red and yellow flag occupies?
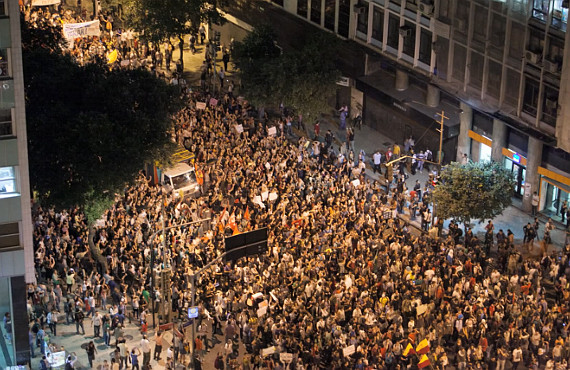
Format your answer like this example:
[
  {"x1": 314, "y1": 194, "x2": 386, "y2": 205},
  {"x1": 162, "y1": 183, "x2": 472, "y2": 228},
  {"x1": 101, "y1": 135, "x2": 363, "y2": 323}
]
[
  {"x1": 402, "y1": 343, "x2": 415, "y2": 357},
  {"x1": 416, "y1": 339, "x2": 430, "y2": 355},
  {"x1": 244, "y1": 206, "x2": 251, "y2": 221},
  {"x1": 418, "y1": 354, "x2": 431, "y2": 368}
]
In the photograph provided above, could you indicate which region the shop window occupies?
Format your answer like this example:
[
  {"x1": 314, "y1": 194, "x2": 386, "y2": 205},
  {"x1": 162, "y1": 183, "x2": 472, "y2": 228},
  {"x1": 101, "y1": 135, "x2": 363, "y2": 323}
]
[
  {"x1": 357, "y1": 2, "x2": 370, "y2": 36},
  {"x1": 297, "y1": 0, "x2": 308, "y2": 18},
  {"x1": 338, "y1": 0, "x2": 350, "y2": 38},
  {"x1": 324, "y1": 0, "x2": 335, "y2": 31},
  {"x1": 371, "y1": 7, "x2": 384, "y2": 42},
  {"x1": 311, "y1": 0, "x2": 322, "y2": 25},
  {"x1": 418, "y1": 28, "x2": 431, "y2": 64},
  {"x1": 402, "y1": 21, "x2": 415, "y2": 57},
  {"x1": 551, "y1": 0, "x2": 569, "y2": 31},
  {"x1": 0, "y1": 166, "x2": 17, "y2": 197},
  {"x1": 0, "y1": 48, "x2": 8, "y2": 78},
  {"x1": 387, "y1": 13, "x2": 400, "y2": 49},
  {"x1": 532, "y1": 0, "x2": 549, "y2": 22},
  {"x1": 523, "y1": 77, "x2": 540, "y2": 116},
  {"x1": 0, "y1": 108, "x2": 11, "y2": 136},
  {"x1": 542, "y1": 86, "x2": 558, "y2": 127}
]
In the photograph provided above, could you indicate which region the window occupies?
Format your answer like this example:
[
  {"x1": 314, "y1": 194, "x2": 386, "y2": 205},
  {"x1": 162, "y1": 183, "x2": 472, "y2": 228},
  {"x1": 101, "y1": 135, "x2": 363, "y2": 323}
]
[
  {"x1": 419, "y1": 28, "x2": 432, "y2": 64},
  {"x1": 0, "y1": 19, "x2": 10, "y2": 49},
  {"x1": 487, "y1": 60, "x2": 502, "y2": 99},
  {"x1": 551, "y1": 0, "x2": 569, "y2": 31},
  {"x1": 387, "y1": 14, "x2": 400, "y2": 49},
  {"x1": 0, "y1": 0, "x2": 6, "y2": 17},
  {"x1": 405, "y1": 0, "x2": 418, "y2": 11},
  {"x1": 324, "y1": 0, "x2": 335, "y2": 31},
  {"x1": 270, "y1": 0, "x2": 284, "y2": 6},
  {"x1": 357, "y1": 2, "x2": 370, "y2": 35},
  {"x1": 547, "y1": 36, "x2": 564, "y2": 64},
  {"x1": 438, "y1": 0, "x2": 451, "y2": 21},
  {"x1": 0, "y1": 166, "x2": 16, "y2": 197},
  {"x1": 523, "y1": 78, "x2": 540, "y2": 115},
  {"x1": 338, "y1": 0, "x2": 351, "y2": 37},
  {"x1": 469, "y1": 51, "x2": 484, "y2": 89},
  {"x1": 490, "y1": 14, "x2": 506, "y2": 48},
  {"x1": 297, "y1": 0, "x2": 308, "y2": 17},
  {"x1": 402, "y1": 21, "x2": 415, "y2": 57},
  {"x1": 454, "y1": 1, "x2": 470, "y2": 34},
  {"x1": 453, "y1": 44, "x2": 467, "y2": 81},
  {"x1": 542, "y1": 86, "x2": 558, "y2": 127},
  {"x1": 0, "y1": 108, "x2": 11, "y2": 136},
  {"x1": 472, "y1": 6, "x2": 488, "y2": 44},
  {"x1": 533, "y1": 0, "x2": 549, "y2": 22},
  {"x1": 0, "y1": 48, "x2": 8, "y2": 78},
  {"x1": 0, "y1": 79, "x2": 13, "y2": 110},
  {"x1": 528, "y1": 27, "x2": 545, "y2": 54},
  {"x1": 504, "y1": 68, "x2": 521, "y2": 107},
  {"x1": 509, "y1": 22, "x2": 525, "y2": 59},
  {"x1": 371, "y1": 8, "x2": 383, "y2": 41},
  {"x1": 311, "y1": 0, "x2": 322, "y2": 25}
]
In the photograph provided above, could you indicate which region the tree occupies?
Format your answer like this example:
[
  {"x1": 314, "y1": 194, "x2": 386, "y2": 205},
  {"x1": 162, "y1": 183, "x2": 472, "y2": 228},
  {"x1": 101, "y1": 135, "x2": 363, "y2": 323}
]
[
  {"x1": 124, "y1": 0, "x2": 225, "y2": 68},
  {"x1": 432, "y1": 161, "x2": 515, "y2": 226},
  {"x1": 233, "y1": 25, "x2": 340, "y2": 123},
  {"x1": 232, "y1": 25, "x2": 283, "y2": 110},
  {"x1": 22, "y1": 20, "x2": 182, "y2": 271}
]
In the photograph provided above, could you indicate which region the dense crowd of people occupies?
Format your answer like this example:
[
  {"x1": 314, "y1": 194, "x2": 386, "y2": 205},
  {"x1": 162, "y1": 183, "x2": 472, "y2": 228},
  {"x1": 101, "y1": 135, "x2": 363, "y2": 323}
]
[{"x1": 27, "y1": 84, "x2": 570, "y2": 370}]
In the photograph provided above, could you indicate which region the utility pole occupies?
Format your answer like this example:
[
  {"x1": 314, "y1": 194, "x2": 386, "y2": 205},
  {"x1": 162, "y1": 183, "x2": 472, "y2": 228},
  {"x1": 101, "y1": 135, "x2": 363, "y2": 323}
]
[{"x1": 433, "y1": 110, "x2": 448, "y2": 225}]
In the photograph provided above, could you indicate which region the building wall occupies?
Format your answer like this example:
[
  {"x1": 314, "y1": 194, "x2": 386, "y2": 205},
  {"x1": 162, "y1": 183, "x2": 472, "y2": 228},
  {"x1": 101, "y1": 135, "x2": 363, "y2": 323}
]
[{"x1": 0, "y1": 0, "x2": 33, "y2": 364}]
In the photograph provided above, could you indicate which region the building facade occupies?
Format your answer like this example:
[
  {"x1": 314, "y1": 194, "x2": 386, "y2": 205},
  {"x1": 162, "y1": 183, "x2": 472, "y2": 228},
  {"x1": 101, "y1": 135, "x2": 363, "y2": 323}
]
[
  {"x1": 0, "y1": 0, "x2": 35, "y2": 366},
  {"x1": 242, "y1": 0, "x2": 570, "y2": 219}
]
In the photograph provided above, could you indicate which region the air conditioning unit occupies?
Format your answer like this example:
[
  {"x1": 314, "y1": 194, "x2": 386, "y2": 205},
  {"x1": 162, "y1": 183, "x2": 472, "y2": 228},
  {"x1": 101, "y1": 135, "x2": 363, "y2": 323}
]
[
  {"x1": 399, "y1": 26, "x2": 412, "y2": 37},
  {"x1": 543, "y1": 59, "x2": 559, "y2": 73},
  {"x1": 546, "y1": 98, "x2": 558, "y2": 111},
  {"x1": 354, "y1": 4, "x2": 366, "y2": 14},
  {"x1": 419, "y1": 3, "x2": 434, "y2": 16},
  {"x1": 455, "y1": 19, "x2": 466, "y2": 31},
  {"x1": 525, "y1": 50, "x2": 540, "y2": 64}
]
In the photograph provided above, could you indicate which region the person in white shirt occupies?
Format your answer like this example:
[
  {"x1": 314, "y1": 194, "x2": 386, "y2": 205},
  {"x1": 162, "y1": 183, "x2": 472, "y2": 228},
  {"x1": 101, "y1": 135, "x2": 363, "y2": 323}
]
[{"x1": 140, "y1": 335, "x2": 151, "y2": 366}]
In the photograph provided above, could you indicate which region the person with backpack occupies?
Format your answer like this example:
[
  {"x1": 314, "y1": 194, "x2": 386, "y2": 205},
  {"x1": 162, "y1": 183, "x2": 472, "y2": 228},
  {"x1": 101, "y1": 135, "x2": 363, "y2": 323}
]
[{"x1": 74, "y1": 308, "x2": 85, "y2": 335}]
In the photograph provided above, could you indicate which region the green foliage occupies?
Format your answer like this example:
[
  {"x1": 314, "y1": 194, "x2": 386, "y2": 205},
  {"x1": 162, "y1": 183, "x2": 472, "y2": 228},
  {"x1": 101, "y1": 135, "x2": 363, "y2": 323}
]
[
  {"x1": 22, "y1": 23, "x2": 182, "y2": 221},
  {"x1": 432, "y1": 161, "x2": 515, "y2": 224},
  {"x1": 124, "y1": 0, "x2": 225, "y2": 44},
  {"x1": 232, "y1": 25, "x2": 283, "y2": 108},
  {"x1": 233, "y1": 25, "x2": 340, "y2": 119}
]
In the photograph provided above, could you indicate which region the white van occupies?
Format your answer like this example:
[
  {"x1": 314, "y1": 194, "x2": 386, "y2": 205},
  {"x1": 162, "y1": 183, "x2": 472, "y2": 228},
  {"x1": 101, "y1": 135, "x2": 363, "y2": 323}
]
[{"x1": 162, "y1": 162, "x2": 200, "y2": 198}]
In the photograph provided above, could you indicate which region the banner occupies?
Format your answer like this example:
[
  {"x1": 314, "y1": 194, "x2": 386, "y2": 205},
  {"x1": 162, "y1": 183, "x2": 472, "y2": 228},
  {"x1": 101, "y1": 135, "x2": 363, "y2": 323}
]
[
  {"x1": 63, "y1": 20, "x2": 101, "y2": 39},
  {"x1": 32, "y1": 0, "x2": 61, "y2": 6}
]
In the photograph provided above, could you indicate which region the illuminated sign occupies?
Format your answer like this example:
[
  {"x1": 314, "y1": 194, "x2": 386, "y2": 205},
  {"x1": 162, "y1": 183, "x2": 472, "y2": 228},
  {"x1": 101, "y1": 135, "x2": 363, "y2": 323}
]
[{"x1": 512, "y1": 153, "x2": 521, "y2": 163}]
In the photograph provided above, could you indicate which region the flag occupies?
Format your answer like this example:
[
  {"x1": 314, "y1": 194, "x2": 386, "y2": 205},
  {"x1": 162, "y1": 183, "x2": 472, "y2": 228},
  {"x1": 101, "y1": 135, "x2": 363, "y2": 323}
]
[
  {"x1": 408, "y1": 332, "x2": 416, "y2": 344},
  {"x1": 217, "y1": 207, "x2": 227, "y2": 233},
  {"x1": 402, "y1": 343, "x2": 415, "y2": 357},
  {"x1": 244, "y1": 206, "x2": 251, "y2": 221},
  {"x1": 418, "y1": 354, "x2": 431, "y2": 368},
  {"x1": 416, "y1": 339, "x2": 430, "y2": 354},
  {"x1": 107, "y1": 49, "x2": 118, "y2": 64},
  {"x1": 229, "y1": 212, "x2": 239, "y2": 235}
]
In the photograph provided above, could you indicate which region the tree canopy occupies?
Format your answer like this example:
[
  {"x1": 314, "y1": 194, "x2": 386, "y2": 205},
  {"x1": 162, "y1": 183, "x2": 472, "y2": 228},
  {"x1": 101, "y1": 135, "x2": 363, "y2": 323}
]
[
  {"x1": 432, "y1": 161, "x2": 515, "y2": 225},
  {"x1": 233, "y1": 25, "x2": 340, "y2": 121},
  {"x1": 22, "y1": 19, "x2": 182, "y2": 221}
]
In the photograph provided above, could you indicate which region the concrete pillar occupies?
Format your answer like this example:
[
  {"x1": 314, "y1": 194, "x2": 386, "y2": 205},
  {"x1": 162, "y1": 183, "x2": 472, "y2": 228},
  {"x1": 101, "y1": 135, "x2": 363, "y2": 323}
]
[
  {"x1": 471, "y1": 141, "x2": 481, "y2": 163},
  {"x1": 491, "y1": 118, "x2": 507, "y2": 163},
  {"x1": 426, "y1": 84, "x2": 440, "y2": 107},
  {"x1": 395, "y1": 69, "x2": 409, "y2": 91},
  {"x1": 522, "y1": 137, "x2": 543, "y2": 213},
  {"x1": 456, "y1": 102, "x2": 473, "y2": 162}
]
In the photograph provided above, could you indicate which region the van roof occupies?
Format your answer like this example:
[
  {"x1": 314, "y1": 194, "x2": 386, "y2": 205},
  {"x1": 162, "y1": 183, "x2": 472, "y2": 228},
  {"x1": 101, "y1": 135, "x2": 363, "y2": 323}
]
[{"x1": 163, "y1": 162, "x2": 195, "y2": 177}]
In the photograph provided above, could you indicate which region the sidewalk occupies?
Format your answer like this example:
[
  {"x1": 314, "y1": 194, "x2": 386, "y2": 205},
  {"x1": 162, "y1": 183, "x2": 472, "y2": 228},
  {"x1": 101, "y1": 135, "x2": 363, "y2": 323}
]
[{"x1": 315, "y1": 115, "x2": 569, "y2": 254}]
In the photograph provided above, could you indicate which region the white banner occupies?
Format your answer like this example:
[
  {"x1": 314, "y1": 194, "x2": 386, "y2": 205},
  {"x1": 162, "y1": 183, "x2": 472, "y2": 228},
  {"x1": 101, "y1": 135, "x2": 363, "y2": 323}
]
[
  {"x1": 63, "y1": 20, "x2": 101, "y2": 39},
  {"x1": 32, "y1": 0, "x2": 61, "y2": 6}
]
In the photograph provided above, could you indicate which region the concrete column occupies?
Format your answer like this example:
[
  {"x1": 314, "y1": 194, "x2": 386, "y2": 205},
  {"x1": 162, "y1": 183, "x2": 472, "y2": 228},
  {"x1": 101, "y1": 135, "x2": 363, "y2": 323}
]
[
  {"x1": 471, "y1": 141, "x2": 481, "y2": 163},
  {"x1": 426, "y1": 84, "x2": 440, "y2": 107},
  {"x1": 491, "y1": 118, "x2": 507, "y2": 163},
  {"x1": 522, "y1": 136, "x2": 543, "y2": 213},
  {"x1": 456, "y1": 102, "x2": 473, "y2": 162},
  {"x1": 395, "y1": 69, "x2": 409, "y2": 91}
]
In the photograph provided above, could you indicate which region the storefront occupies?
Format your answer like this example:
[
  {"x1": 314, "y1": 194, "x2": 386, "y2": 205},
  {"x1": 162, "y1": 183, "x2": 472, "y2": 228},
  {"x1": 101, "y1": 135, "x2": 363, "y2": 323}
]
[
  {"x1": 538, "y1": 167, "x2": 570, "y2": 220},
  {"x1": 503, "y1": 148, "x2": 527, "y2": 199},
  {"x1": 467, "y1": 130, "x2": 492, "y2": 163}
]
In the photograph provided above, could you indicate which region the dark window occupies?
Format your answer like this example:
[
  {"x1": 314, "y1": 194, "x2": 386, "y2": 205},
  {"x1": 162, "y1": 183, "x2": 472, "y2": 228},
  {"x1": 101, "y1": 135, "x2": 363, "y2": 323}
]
[
  {"x1": 357, "y1": 2, "x2": 369, "y2": 35},
  {"x1": 311, "y1": 0, "x2": 322, "y2": 25},
  {"x1": 523, "y1": 77, "x2": 540, "y2": 116},
  {"x1": 0, "y1": 0, "x2": 5, "y2": 16},
  {"x1": 419, "y1": 28, "x2": 432, "y2": 64},
  {"x1": 297, "y1": 0, "x2": 308, "y2": 17},
  {"x1": 542, "y1": 86, "x2": 558, "y2": 127},
  {"x1": 0, "y1": 48, "x2": 8, "y2": 78},
  {"x1": 387, "y1": 14, "x2": 400, "y2": 49},
  {"x1": 528, "y1": 27, "x2": 545, "y2": 54},
  {"x1": 547, "y1": 36, "x2": 564, "y2": 64},
  {"x1": 509, "y1": 22, "x2": 525, "y2": 59},
  {"x1": 472, "y1": 5, "x2": 488, "y2": 44},
  {"x1": 0, "y1": 108, "x2": 11, "y2": 136},
  {"x1": 469, "y1": 51, "x2": 484, "y2": 89},
  {"x1": 507, "y1": 128, "x2": 528, "y2": 156},
  {"x1": 438, "y1": 0, "x2": 451, "y2": 21},
  {"x1": 338, "y1": 0, "x2": 350, "y2": 37},
  {"x1": 487, "y1": 60, "x2": 502, "y2": 99},
  {"x1": 371, "y1": 7, "x2": 383, "y2": 41},
  {"x1": 490, "y1": 14, "x2": 506, "y2": 48},
  {"x1": 402, "y1": 21, "x2": 416, "y2": 57},
  {"x1": 473, "y1": 111, "x2": 494, "y2": 135},
  {"x1": 406, "y1": 0, "x2": 418, "y2": 11},
  {"x1": 324, "y1": 0, "x2": 335, "y2": 31},
  {"x1": 271, "y1": 0, "x2": 284, "y2": 6}
]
